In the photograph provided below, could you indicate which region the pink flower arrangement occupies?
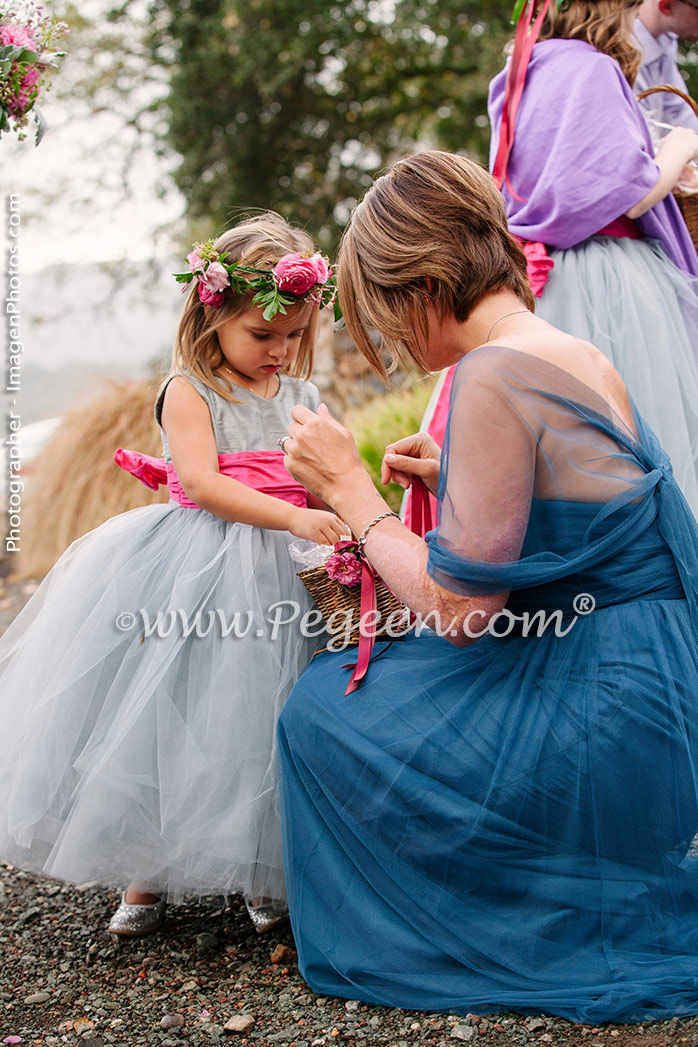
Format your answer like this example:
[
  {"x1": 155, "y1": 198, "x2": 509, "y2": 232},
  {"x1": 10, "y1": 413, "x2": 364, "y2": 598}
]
[
  {"x1": 0, "y1": 4, "x2": 68, "y2": 143},
  {"x1": 273, "y1": 252, "x2": 331, "y2": 295},
  {"x1": 326, "y1": 550, "x2": 362, "y2": 587},
  {"x1": 176, "y1": 241, "x2": 339, "y2": 320}
]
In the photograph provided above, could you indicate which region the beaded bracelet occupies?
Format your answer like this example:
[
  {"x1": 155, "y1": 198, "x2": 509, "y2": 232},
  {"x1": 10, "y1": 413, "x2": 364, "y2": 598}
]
[{"x1": 358, "y1": 510, "x2": 400, "y2": 548}]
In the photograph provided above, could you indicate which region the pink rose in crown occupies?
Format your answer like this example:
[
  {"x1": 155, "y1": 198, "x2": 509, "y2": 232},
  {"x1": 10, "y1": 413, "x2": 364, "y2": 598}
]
[
  {"x1": 273, "y1": 252, "x2": 329, "y2": 295},
  {"x1": 326, "y1": 551, "x2": 362, "y2": 587},
  {"x1": 186, "y1": 248, "x2": 206, "y2": 273},
  {"x1": 200, "y1": 260, "x2": 229, "y2": 293},
  {"x1": 198, "y1": 284, "x2": 225, "y2": 308}
]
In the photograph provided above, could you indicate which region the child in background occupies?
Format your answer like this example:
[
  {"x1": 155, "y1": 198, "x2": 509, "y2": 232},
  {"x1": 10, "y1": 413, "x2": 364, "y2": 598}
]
[
  {"x1": 0, "y1": 213, "x2": 344, "y2": 936},
  {"x1": 412, "y1": 0, "x2": 698, "y2": 528}
]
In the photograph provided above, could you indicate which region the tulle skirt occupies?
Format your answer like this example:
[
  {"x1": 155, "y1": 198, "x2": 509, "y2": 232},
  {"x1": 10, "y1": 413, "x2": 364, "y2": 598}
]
[
  {"x1": 0, "y1": 502, "x2": 320, "y2": 902},
  {"x1": 537, "y1": 236, "x2": 698, "y2": 515}
]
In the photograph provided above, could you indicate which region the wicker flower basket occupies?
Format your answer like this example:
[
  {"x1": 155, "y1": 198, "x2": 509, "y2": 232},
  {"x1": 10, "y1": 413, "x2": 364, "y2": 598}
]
[
  {"x1": 298, "y1": 549, "x2": 410, "y2": 649},
  {"x1": 637, "y1": 84, "x2": 698, "y2": 253}
]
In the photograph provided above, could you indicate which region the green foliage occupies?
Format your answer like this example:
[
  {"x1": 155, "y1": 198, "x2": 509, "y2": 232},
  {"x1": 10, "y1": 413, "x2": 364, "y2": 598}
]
[
  {"x1": 344, "y1": 376, "x2": 437, "y2": 512},
  {"x1": 677, "y1": 44, "x2": 698, "y2": 110},
  {"x1": 144, "y1": 0, "x2": 514, "y2": 252}
]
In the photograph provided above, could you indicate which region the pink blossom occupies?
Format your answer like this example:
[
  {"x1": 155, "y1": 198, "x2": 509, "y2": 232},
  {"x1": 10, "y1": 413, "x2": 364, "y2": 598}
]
[
  {"x1": 200, "y1": 260, "x2": 229, "y2": 293},
  {"x1": 3, "y1": 1037, "x2": 22, "y2": 1044},
  {"x1": 186, "y1": 248, "x2": 206, "y2": 273},
  {"x1": 198, "y1": 284, "x2": 225, "y2": 308},
  {"x1": 1, "y1": 23, "x2": 40, "y2": 117},
  {"x1": 273, "y1": 252, "x2": 329, "y2": 296},
  {"x1": 0, "y1": 23, "x2": 36, "y2": 49},
  {"x1": 12, "y1": 64, "x2": 39, "y2": 113},
  {"x1": 521, "y1": 240, "x2": 554, "y2": 298},
  {"x1": 326, "y1": 551, "x2": 362, "y2": 587}
]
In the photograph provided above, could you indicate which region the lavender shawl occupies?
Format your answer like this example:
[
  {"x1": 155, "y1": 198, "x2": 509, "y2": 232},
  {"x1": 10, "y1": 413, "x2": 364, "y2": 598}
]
[{"x1": 488, "y1": 38, "x2": 698, "y2": 275}]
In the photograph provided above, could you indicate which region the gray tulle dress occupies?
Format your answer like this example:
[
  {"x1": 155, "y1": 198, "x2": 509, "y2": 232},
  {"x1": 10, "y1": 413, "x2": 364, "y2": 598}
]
[{"x1": 0, "y1": 370, "x2": 321, "y2": 904}]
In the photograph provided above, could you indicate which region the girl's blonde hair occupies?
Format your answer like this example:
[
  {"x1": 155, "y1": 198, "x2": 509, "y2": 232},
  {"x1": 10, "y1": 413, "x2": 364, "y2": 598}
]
[
  {"x1": 539, "y1": 0, "x2": 644, "y2": 84},
  {"x1": 337, "y1": 150, "x2": 535, "y2": 381},
  {"x1": 172, "y1": 212, "x2": 318, "y2": 400}
]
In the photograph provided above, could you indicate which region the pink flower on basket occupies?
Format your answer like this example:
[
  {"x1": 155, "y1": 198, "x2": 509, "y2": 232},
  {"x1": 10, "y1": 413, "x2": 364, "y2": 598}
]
[
  {"x1": 273, "y1": 252, "x2": 329, "y2": 295},
  {"x1": 326, "y1": 551, "x2": 362, "y2": 587},
  {"x1": 198, "y1": 283, "x2": 225, "y2": 308}
]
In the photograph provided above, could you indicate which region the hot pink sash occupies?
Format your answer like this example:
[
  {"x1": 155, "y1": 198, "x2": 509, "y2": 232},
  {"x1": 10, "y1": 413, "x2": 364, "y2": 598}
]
[{"x1": 114, "y1": 447, "x2": 310, "y2": 509}]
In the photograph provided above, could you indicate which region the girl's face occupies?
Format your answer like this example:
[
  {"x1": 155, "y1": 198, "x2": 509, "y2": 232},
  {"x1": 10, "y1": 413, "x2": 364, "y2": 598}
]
[{"x1": 216, "y1": 300, "x2": 315, "y2": 391}]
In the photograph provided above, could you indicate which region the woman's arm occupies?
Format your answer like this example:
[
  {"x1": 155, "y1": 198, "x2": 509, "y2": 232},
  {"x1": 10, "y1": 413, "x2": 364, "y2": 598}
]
[
  {"x1": 626, "y1": 126, "x2": 698, "y2": 218},
  {"x1": 286, "y1": 395, "x2": 529, "y2": 646},
  {"x1": 161, "y1": 377, "x2": 346, "y2": 545}
]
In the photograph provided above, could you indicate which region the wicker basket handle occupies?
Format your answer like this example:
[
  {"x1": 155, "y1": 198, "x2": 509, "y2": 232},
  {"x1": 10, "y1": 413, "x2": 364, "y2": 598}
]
[{"x1": 637, "y1": 84, "x2": 698, "y2": 121}]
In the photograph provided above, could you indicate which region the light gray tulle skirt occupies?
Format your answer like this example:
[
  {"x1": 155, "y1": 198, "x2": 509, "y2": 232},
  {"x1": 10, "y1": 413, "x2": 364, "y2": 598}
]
[
  {"x1": 537, "y1": 236, "x2": 698, "y2": 515},
  {"x1": 0, "y1": 502, "x2": 320, "y2": 903}
]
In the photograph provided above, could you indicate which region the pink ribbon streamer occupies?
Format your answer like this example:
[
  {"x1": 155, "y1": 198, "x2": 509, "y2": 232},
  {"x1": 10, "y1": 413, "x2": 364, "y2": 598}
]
[{"x1": 343, "y1": 478, "x2": 433, "y2": 695}]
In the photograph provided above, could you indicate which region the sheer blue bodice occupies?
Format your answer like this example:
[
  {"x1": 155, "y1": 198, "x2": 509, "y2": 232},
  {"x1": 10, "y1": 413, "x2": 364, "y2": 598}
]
[{"x1": 278, "y1": 348, "x2": 698, "y2": 1023}]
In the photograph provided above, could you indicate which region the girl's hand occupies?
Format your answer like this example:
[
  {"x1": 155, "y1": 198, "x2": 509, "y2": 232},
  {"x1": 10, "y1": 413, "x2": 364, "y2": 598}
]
[
  {"x1": 288, "y1": 507, "x2": 349, "y2": 545},
  {"x1": 285, "y1": 404, "x2": 367, "y2": 503},
  {"x1": 628, "y1": 126, "x2": 698, "y2": 217},
  {"x1": 381, "y1": 432, "x2": 441, "y2": 495},
  {"x1": 677, "y1": 163, "x2": 698, "y2": 192},
  {"x1": 657, "y1": 125, "x2": 698, "y2": 169}
]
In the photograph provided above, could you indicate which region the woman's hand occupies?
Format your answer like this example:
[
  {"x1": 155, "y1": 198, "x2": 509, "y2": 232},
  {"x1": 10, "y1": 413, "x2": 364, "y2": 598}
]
[
  {"x1": 285, "y1": 404, "x2": 368, "y2": 504},
  {"x1": 287, "y1": 507, "x2": 348, "y2": 545},
  {"x1": 381, "y1": 432, "x2": 441, "y2": 495}
]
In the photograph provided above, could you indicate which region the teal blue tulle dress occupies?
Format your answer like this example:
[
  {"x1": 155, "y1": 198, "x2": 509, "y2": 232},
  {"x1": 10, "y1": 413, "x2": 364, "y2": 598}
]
[{"x1": 278, "y1": 347, "x2": 698, "y2": 1024}]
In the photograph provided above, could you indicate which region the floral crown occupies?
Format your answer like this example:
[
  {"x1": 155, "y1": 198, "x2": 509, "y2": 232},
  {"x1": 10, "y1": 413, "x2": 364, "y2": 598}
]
[{"x1": 174, "y1": 239, "x2": 341, "y2": 322}]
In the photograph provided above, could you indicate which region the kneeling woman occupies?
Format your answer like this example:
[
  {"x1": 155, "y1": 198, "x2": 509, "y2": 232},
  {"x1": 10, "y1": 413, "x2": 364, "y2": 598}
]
[{"x1": 278, "y1": 151, "x2": 698, "y2": 1025}]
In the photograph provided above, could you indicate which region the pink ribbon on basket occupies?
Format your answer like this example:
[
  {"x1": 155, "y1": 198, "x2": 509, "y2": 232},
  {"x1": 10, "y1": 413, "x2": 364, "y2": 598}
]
[{"x1": 342, "y1": 478, "x2": 433, "y2": 696}]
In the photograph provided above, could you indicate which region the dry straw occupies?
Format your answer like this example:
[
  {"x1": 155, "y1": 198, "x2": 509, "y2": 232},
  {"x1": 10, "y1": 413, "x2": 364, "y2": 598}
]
[{"x1": 18, "y1": 377, "x2": 169, "y2": 579}]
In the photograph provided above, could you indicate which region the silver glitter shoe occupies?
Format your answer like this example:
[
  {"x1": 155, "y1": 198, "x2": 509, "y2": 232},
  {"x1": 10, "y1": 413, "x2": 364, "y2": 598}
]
[
  {"x1": 108, "y1": 894, "x2": 166, "y2": 938},
  {"x1": 244, "y1": 898, "x2": 289, "y2": 934}
]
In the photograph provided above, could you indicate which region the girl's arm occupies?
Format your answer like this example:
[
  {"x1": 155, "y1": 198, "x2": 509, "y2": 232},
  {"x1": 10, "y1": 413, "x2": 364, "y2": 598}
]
[
  {"x1": 161, "y1": 377, "x2": 346, "y2": 545},
  {"x1": 626, "y1": 126, "x2": 698, "y2": 218}
]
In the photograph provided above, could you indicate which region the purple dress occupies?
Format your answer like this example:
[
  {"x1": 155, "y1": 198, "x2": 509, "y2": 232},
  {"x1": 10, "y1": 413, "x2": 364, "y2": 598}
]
[{"x1": 487, "y1": 38, "x2": 698, "y2": 513}]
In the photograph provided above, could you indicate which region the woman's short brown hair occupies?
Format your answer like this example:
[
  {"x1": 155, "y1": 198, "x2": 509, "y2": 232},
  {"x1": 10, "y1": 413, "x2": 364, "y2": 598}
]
[
  {"x1": 539, "y1": 0, "x2": 644, "y2": 84},
  {"x1": 337, "y1": 150, "x2": 534, "y2": 380}
]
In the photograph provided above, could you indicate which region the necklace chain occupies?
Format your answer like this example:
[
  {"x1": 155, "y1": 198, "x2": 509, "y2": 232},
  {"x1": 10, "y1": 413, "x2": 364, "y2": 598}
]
[
  {"x1": 486, "y1": 309, "x2": 530, "y2": 344},
  {"x1": 220, "y1": 360, "x2": 273, "y2": 399}
]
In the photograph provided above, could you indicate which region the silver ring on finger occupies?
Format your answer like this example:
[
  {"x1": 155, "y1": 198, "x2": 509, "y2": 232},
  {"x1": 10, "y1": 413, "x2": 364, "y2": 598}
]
[{"x1": 277, "y1": 436, "x2": 290, "y2": 454}]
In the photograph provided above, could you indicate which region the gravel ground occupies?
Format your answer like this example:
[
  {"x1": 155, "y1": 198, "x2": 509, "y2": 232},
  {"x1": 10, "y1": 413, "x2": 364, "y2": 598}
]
[{"x1": 3, "y1": 576, "x2": 698, "y2": 1047}]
